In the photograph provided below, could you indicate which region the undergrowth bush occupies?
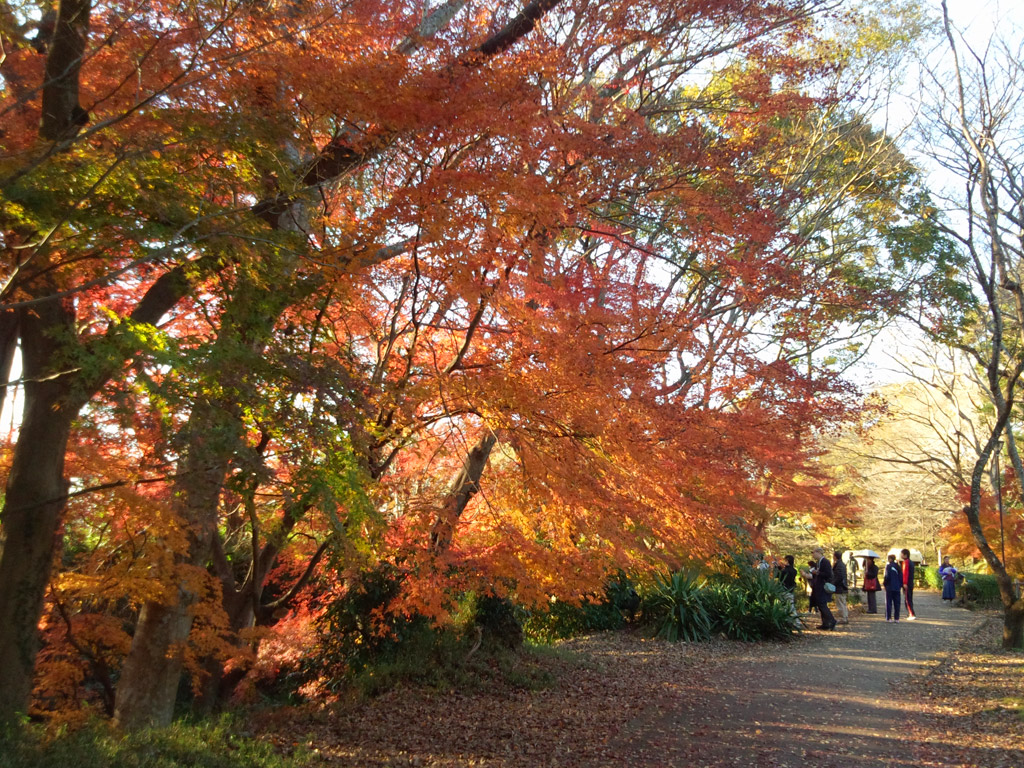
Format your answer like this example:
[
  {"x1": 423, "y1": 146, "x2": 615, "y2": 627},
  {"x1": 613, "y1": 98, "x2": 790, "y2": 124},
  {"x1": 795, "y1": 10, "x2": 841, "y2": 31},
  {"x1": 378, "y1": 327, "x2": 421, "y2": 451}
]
[
  {"x1": 522, "y1": 598, "x2": 623, "y2": 643},
  {"x1": 702, "y1": 571, "x2": 796, "y2": 641},
  {"x1": 0, "y1": 718, "x2": 307, "y2": 768},
  {"x1": 522, "y1": 574, "x2": 636, "y2": 643},
  {"x1": 474, "y1": 595, "x2": 524, "y2": 649},
  {"x1": 304, "y1": 571, "x2": 546, "y2": 697},
  {"x1": 641, "y1": 568, "x2": 798, "y2": 643},
  {"x1": 962, "y1": 572, "x2": 1002, "y2": 606},
  {"x1": 305, "y1": 566, "x2": 433, "y2": 694},
  {"x1": 921, "y1": 567, "x2": 1001, "y2": 606},
  {"x1": 642, "y1": 570, "x2": 712, "y2": 642},
  {"x1": 923, "y1": 567, "x2": 943, "y2": 590}
]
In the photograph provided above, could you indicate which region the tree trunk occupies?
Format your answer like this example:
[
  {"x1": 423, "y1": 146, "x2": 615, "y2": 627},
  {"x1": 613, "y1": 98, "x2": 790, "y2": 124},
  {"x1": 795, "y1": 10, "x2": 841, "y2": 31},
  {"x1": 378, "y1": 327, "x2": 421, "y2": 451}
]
[
  {"x1": 996, "y1": 573, "x2": 1024, "y2": 649},
  {"x1": 40, "y1": 0, "x2": 92, "y2": 141},
  {"x1": 192, "y1": 581, "x2": 255, "y2": 712},
  {"x1": 430, "y1": 433, "x2": 497, "y2": 552},
  {"x1": 111, "y1": 598, "x2": 194, "y2": 728},
  {"x1": 1004, "y1": 602, "x2": 1024, "y2": 649},
  {"x1": 114, "y1": 397, "x2": 232, "y2": 729},
  {"x1": 0, "y1": 301, "x2": 75, "y2": 725}
]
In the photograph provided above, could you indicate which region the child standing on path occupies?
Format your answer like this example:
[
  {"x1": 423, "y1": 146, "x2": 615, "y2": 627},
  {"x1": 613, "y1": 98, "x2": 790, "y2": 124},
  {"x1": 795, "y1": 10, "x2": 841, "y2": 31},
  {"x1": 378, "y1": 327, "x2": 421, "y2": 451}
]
[{"x1": 883, "y1": 554, "x2": 903, "y2": 622}]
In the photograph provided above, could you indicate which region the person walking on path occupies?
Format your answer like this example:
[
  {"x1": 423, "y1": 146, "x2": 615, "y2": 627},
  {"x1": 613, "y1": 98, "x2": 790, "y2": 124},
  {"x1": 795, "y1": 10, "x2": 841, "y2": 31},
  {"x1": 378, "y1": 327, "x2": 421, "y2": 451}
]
[
  {"x1": 832, "y1": 550, "x2": 849, "y2": 624},
  {"x1": 884, "y1": 554, "x2": 903, "y2": 621},
  {"x1": 939, "y1": 556, "x2": 958, "y2": 604},
  {"x1": 900, "y1": 548, "x2": 917, "y2": 620},
  {"x1": 802, "y1": 547, "x2": 836, "y2": 630},
  {"x1": 862, "y1": 556, "x2": 880, "y2": 614}
]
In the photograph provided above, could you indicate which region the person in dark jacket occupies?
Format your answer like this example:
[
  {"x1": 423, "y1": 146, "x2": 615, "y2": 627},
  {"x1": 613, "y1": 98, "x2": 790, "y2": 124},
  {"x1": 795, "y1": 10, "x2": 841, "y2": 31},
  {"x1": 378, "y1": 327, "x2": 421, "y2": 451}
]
[
  {"x1": 862, "y1": 556, "x2": 880, "y2": 614},
  {"x1": 777, "y1": 554, "x2": 799, "y2": 621},
  {"x1": 883, "y1": 554, "x2": 903, "y2": 621},
  {"x1": 832, "y1": 550, "x2": 849, "y2": 625},
  {"x1": 802, "y1": 547, "x2": 836, "y2": 630},
  {"x1": 900, "y1": 548, "x2": 917, "y2": 620}
]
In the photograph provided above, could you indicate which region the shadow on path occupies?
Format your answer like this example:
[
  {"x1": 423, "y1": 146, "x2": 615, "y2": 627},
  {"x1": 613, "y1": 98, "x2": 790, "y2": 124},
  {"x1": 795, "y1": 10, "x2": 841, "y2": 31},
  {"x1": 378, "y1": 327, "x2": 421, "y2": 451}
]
[{"x1": 622, "y1": 591, "x2": 986, "y2": 767}]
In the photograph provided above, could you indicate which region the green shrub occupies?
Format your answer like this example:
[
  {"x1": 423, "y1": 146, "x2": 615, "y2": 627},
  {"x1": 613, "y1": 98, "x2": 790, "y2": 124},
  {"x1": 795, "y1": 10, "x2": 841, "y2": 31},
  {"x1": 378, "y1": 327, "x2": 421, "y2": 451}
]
[
  {"x1": 474, "y1": 594, "x2": 525, "y2": 648},
  {"x1": 522, "y1": 574, "x2": 635, "y2": 643},
  {"x1": 640, "y1": 567, "x2": 797, "y2": 643},
  {"x1": 305, "y1": 572, "x2": 541, "y2": 697},
  {"x1": 962, "y1": 572, "x2": 1002, "y2": 606},
  {"x1": 922, "y1": 566, "x2": 943, "y2": 590},
  {"x1": 306, "y1": 567, "x2": 414, "y2": 689},
  {"x1": 522, "y1": 597, "x2": 624, "y2": 643},
  {"x1": 922, "y1": 568, "x2": 1002, "y2": 606},
  {"x1": 698, "y1": 581, "x2": 745, "y2": 637},
  {"x1": 0, "y1": 719, "x2": 307, "y2": 768},
  {"x1": 641, "y1": 569, "x2": 712, "y2": 642},
  {"x1": 346, "y1": 619, "x2": 477, "y2": 697},
  {"x1": 304, "y1": 568, "x2": 484, "y2": 696},
  {"x1": 702, "y1": 571, "x2": 798, "y2": 642}
]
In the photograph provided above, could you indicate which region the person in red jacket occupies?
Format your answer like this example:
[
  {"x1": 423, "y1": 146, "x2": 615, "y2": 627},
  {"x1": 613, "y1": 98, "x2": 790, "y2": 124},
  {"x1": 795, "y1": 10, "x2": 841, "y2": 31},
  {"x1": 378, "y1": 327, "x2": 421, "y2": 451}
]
[{"x1": 900, "y1": 548, "x2": 917, "y2": 620}]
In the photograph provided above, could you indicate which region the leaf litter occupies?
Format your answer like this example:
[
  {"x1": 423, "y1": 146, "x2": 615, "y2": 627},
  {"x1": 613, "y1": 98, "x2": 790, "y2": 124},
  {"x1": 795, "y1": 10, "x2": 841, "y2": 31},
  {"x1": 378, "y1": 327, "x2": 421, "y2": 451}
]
[{"x1": 255, "y1": 615, "x2": 1023, "y2": 767}]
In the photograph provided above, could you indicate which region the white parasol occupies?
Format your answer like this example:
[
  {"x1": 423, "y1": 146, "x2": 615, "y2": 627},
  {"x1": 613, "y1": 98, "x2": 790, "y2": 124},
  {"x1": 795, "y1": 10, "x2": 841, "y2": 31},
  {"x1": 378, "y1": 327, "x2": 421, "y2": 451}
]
[{"x1": 851, "y1": 549, "x2": 881, "y2": 559}]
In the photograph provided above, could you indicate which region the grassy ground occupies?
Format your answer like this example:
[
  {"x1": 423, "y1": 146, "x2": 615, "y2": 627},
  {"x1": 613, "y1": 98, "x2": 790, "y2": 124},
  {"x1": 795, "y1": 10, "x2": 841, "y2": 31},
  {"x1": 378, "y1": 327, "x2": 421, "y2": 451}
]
[{"x1": 0, "y1": 717, "x2": 309, "y2": 768}]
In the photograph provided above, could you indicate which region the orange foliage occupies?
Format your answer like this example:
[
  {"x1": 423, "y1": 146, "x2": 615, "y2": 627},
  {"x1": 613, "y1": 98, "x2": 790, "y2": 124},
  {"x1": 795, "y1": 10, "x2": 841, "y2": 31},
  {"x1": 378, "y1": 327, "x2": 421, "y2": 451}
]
[
  {"x1": 2, "y1": 0, "x2": 879, "y2": 720},
  {"x1": 942, "y1": 480, "x2": 1024, "y2": 576}
]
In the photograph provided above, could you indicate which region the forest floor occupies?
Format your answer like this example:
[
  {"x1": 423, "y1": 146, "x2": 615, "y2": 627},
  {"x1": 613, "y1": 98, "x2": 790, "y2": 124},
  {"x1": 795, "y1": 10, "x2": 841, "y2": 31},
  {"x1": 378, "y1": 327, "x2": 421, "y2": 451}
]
[{"x1": 257, "y1": 590, "x2": 1024, "y2": 767}]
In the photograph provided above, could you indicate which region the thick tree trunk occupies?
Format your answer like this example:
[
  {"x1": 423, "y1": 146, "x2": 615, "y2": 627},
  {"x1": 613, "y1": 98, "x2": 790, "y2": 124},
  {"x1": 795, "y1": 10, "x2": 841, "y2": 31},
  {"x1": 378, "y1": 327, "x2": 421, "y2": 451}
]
[
  {"x1": 996, "y1": 574, "x2": 1024, "y2": 649},
  {"x1": 1003, "y1": 600, "x2": 1024, "y2": 649},
  {"x1": 0, "y1": 301, "x2": 75, "y2": 725},
  {"x1": 40, "y1": 0, "x2": 92, "y2": 141},
  {"x1": 115, "y1": 256, "x2": 321, "y2": 726},
  {"x1": 114, "y1": 398, "x2": 232, "y2": 729},
  {"x1": 111, "y1": 598, "x2": 194, "y2": 728}
]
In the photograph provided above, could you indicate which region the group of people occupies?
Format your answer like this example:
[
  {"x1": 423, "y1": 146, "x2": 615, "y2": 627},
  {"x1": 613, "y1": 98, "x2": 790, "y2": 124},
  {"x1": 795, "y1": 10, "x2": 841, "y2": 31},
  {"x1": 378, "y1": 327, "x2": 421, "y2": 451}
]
[
  {"x1": 864, "y1": 551, "x2": 959, "y2": 619},
  {"x1": 796, "y1": 548, "x2": 849, "y2": 630},
  {"x1": 773, "y1": 548, "x2": 960, "y2": 629},
  {"x1": 769, "y1": 548, "x2": 850, "y2": 630},
  {"x1": 873, "y1": 550, "x2": 917, "y2": 622}
]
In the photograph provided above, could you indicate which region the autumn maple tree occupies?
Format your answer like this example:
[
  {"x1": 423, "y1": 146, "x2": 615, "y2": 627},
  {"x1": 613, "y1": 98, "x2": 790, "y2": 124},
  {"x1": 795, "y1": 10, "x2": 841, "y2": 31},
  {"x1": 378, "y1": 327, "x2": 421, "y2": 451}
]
[{"x1": 0, "y1": 0, "x2": 951, "y2": 728}]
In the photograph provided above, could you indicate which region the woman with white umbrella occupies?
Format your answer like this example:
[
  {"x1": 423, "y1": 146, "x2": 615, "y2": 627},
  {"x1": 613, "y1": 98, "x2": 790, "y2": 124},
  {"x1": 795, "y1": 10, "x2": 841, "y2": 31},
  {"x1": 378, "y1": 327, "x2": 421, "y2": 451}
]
[{"x1": 862, "y1": 556, "x2": 881, "y2": 614}]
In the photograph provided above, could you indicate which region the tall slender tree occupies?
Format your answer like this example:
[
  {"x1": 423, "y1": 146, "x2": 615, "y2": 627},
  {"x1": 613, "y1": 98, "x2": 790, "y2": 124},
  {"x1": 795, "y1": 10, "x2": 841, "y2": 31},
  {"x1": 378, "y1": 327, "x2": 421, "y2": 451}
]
[{"x1": 902, "y1": 1, "x2": 1024, "y2": 647}]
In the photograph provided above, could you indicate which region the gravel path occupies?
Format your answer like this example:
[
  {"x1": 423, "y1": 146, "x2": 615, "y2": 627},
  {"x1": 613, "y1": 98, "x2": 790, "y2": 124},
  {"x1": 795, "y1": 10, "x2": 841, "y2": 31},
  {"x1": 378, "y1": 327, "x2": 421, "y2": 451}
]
[{"x1": 621, "y1": 590, "x2": 983, "y2": 767}]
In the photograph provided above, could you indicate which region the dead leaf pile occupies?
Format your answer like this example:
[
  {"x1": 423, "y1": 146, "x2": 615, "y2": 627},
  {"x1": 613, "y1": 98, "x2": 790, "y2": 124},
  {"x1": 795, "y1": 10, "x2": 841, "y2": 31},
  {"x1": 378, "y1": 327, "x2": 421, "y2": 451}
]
[
  {"x1": 254, "y1": 614, "x2": 1023, "y2": 767},
  {"x1": 255, "y1": 630, "x2": 739, "y2": 767},
  {"x1": 902, "y1": 617, "x2": 1024, "y2": 768}
]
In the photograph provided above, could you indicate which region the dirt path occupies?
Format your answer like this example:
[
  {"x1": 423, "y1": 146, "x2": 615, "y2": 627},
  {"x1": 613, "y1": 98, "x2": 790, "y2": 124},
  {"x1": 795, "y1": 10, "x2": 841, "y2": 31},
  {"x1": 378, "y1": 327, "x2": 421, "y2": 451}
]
[{"x1": 621, "y1": 590, "x2": 983, "y2": 767}]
